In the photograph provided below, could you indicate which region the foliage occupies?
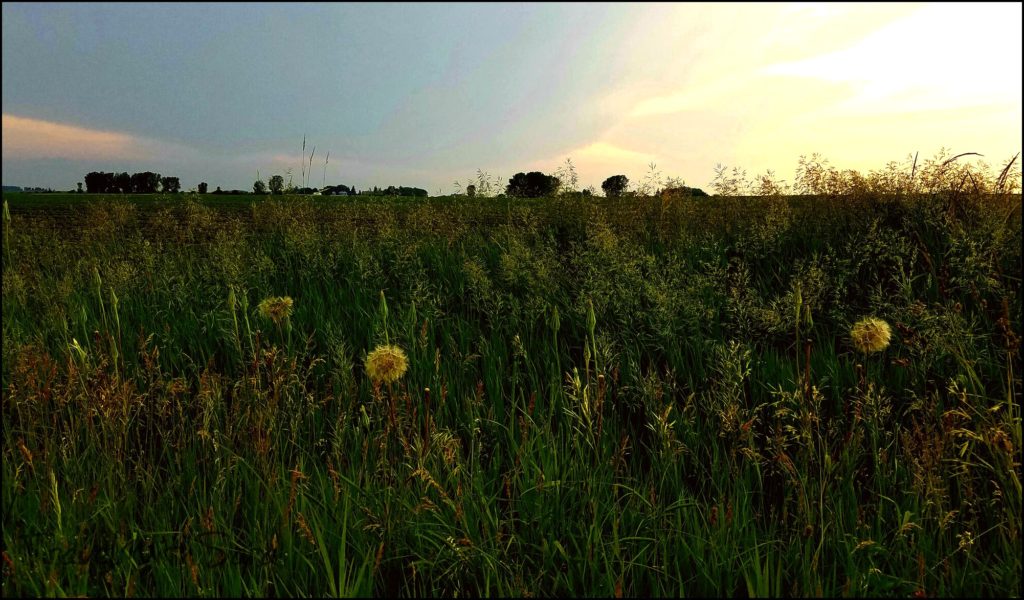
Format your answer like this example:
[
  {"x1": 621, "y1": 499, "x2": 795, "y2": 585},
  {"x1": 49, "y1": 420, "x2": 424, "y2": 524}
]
[
  {"x1": 2, "y1": 151, "x2": 1020, "y2": 597},
  {"x1": 83, "y1": 171, "x2": 113, "y2": 193},
  {"x1": 601, "y1": 174, "x2": 629, "y2": 198},
  {"x1": 160, "y1": 176, "x2": 181, "y2": 194},
  {"x1": 131, "y1": 172, "x2": 162, "y2": 194},
  {"x1": 269, "y1": 175, "x2": 285, "y2": 195},
  {"x1": 711, "y1": 163, "x2": 751, "y2": 196},
  {"x1": 455, "y1": 170, "x2": 503, "y2": 198},
  {"x1": 84, "y1": 172, "x2": 165, "y2": 194},
  {"x1": 506, "y1": 171, "x2": 561, "y2": 198},
  {"x1": 114, "y1": 172, "x2": 132, "y2": 194},
  {"x1": 321, "y1": 184, "x2": 353, "y2": 196},
  {"x1": 553, "y1": 158, "x2": 579, "y2": 194},
  {"x1": 354, "y1": 186, "x2": 428, "y2": 197},
  {"x1": 661, "y1": 185, "x2": 709, "y2": 198}
]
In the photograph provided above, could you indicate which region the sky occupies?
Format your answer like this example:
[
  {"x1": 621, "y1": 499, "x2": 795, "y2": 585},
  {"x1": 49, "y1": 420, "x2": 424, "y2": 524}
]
[{"x1": 2, "y1": 2, "x2": 1021, "y2": 194}]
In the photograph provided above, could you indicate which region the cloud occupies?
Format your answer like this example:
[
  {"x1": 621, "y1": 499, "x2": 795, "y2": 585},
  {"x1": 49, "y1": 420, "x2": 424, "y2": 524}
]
[
  {"x1": 760, "y1": 4, "x2": 1022, "y2": 114},
  {"x1": 2, "y1": 114, "x2": 143, "y2": 160},
  {"x1": 583, "y1": 3, "x2": 1022, "y2": 188},
  {"x1": 1, "y1": 113, "x2": 207, "y2": 163}
]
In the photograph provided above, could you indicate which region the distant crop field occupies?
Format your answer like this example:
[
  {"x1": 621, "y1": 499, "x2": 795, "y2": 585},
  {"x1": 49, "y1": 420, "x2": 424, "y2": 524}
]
[{"x1": 1, "y1": 178, "x2": 1021, "y2": 596}]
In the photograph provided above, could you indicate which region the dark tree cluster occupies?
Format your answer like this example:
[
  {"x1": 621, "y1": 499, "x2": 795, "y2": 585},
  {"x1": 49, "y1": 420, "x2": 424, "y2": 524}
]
[
  {"x1": 321, "y1": 184, "x2": 357, "y2": 196},
  {"x1": 212, "y1": 187, "x2": 249, "y2": 195},
  {"x1": 661, "y1": 186, "x2": 709, "y2": 198},
  {"x1": 161, "y1": 177, "x2": 181, "y2": 194},
  {"x1": 83, "y1": 171, "x2": 180, "y2": 194},
  {"x1": 6, "y1": 186, "x2": 55, "y2": 193},
  {"x1": 601, "y1": 175, "x2": 629, "y2": 198},
  {"x1": 493, "y1": 172, "x2": 706, "y2": 199},
  {"x1": 131, "y1": 172, "x2": 161, "y2": 193},
  {"x1": 505, "y1": 172, "x2": 561, "y2": 198},
  {"x1": 360, "y1": 186, "x2": 428, "y2": 197}
]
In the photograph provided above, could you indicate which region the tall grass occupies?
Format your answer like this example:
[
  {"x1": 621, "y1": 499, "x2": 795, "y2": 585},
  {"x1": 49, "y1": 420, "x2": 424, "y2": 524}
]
[{"x1": 1, "y1": 152, "x2": 1020, "y2": 597}]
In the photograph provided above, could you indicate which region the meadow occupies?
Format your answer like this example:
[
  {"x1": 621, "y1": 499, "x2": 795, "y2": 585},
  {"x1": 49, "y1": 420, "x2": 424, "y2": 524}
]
[{"x1": 1, "y1": 155, "x2": 1021, "y2": 597}]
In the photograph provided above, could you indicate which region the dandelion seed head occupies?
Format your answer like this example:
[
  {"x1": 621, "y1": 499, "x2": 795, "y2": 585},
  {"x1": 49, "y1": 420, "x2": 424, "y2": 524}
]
[
  {"x1": 851, "y1": 317, "x2": 892, "y2": 354},
  {"x1": 258, "y1": 296, "x2": 293, "y2": 324},
  {"x1": 365, "y1": 344, "x2": 408, "y2": 384}
]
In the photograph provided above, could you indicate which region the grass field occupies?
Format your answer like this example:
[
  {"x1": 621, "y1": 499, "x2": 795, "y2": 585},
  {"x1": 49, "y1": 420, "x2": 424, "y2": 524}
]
[{"x1": 1, "y1": 159, "x2": 1021, "y2": 596}]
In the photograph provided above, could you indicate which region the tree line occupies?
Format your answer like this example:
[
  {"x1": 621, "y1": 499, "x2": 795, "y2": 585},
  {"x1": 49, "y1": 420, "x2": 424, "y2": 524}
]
[
  {"x1": 83, "y1": 171, "x2": 183, "y2": 194},
  {"x1": 497, "y1": 172, "x2": 707, "y2": 198},
  {"x1": 76, "y1": 170, "x2": 707, "y2": 199},
  {"x1": 252, "y1": 175, "x2": 426, "y2": 198}
]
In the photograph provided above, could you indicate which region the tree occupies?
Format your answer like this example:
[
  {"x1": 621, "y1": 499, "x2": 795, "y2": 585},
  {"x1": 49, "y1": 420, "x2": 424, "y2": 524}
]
[
  {"x1": 269, "y1": 175, "x2": 284, "y2": 195},
  {"x1": 253, "y1": 179, "x2": 267, "y2": 195},
  {"x1": 114, "y1": 172, "x2": 132, "y2": 193},
  {"x1": 131, "y1": 172, "x2": 161, "y2": 193},
  {"x1": 466, "y1": 184, "x2": 476, "y2": 197},
  {"x1": 662, "y1": 186, "x2": 709, "y2": 198},
  {"x1": 83, "y1": 172, "x2": 100, "y2": 193},
  {"x1": 84, "y1": 171, "x2": 116, "y2": 193},
  {"x1": 198, "y1": 182, "x2": 208, "y2": 194},
  {"x1": 320, "y1": 184, "x2": 348, "y2": 196},
  {"x1": 397, "y1": 186, "x2": 428, "y2": 197},
  {"x1": 77, "y1": 182, "x2": 83, "y2": 194},
  {"x1": 601, "y1": 175, "x2": 629, "y2": 198},
  {"x1": 161, "y1": 176, "x2": 181, "y2": 194},
  {"x1": 506, "y1": 172, "x2": 560, "y2": 198}
]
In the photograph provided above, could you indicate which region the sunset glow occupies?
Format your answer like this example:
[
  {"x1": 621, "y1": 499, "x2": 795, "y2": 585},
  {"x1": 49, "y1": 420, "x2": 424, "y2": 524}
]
[
  {"x1": 2, "y1": 2, "x2": 1020, "y2": 191},
  {"x1": 2, "y1": 114, "x2": 142, "y2": 161}
]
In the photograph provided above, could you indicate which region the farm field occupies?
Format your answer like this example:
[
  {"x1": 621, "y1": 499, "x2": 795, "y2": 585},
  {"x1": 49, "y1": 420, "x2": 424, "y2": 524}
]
[{"x1": 1, "y1": 173, "x2": 1021, "y2": 596}]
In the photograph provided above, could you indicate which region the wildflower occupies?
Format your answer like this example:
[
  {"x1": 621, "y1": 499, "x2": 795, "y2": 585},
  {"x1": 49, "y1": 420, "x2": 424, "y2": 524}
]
[
  {"x1": 365, "y1": 344, "x2": 409, "y2": 384},
  {"x1": 258, "y1": 296, "x2": 293, "y2": 324},
  {"x1": 850, "y1": 317, "x2": 892, "y2": 354},
  {"x1": 957, "y1": 530, "x2": 974, "y2": 551}
]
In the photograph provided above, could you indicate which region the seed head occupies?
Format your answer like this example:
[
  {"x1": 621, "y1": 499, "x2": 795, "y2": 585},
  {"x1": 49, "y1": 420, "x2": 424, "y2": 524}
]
[
  {"x1": 365, "y1": 344, "x2": 408, "y2": 385},
  {"x1": 258, "y1": 296, "x2": 294, "y2": 324},
  {"x1": 851, "y1": 317, "x2": 892, "y2": 354}
]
